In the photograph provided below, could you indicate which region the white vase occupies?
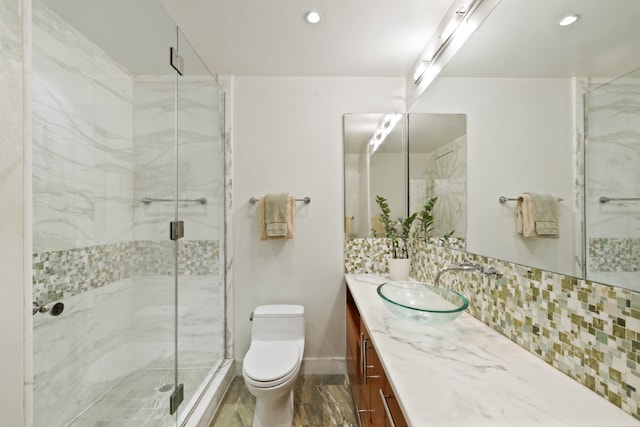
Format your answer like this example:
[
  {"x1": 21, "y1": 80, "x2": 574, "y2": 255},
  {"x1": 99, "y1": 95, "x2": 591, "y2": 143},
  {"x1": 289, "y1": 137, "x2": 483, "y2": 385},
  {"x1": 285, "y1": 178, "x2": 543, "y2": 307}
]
[{"x1": 388, "y1": 258, "x2": 411, "y2": 281}]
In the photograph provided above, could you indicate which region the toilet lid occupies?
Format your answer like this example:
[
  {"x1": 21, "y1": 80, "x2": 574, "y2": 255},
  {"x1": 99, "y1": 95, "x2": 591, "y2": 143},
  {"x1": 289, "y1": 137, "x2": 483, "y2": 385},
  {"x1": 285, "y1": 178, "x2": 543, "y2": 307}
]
[{"x1": 243, "y1": 341, "x2": 299, "y2": 383}]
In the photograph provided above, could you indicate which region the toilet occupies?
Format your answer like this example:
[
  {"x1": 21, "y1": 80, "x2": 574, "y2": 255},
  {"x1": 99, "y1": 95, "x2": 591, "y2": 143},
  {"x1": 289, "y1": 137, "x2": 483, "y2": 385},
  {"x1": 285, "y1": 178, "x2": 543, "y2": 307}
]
[{"x1": 243, "y1": 304, "x2": 305, "y2": 427}]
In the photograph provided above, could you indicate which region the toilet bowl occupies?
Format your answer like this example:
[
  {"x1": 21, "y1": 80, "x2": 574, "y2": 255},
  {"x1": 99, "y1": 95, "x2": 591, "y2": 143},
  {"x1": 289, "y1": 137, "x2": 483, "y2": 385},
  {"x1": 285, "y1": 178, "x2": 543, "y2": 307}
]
[{"x1": 243, "y1": 304, "x2": 305, "y2": 427}]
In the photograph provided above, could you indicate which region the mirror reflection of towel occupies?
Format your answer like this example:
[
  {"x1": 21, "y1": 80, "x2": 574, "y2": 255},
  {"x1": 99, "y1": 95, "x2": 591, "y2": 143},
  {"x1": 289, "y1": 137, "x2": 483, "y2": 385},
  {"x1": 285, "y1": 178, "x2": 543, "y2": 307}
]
[
  {"x1": 516, "y1": 193, "x2": 559, "y2": 238},
  {"x1": 345, "y1": 216, "x2": 352, "y2": 237},
  {"x1": 259, "y1": 193, "x2": 295, "y2": 240},
  {"x1": 371, "y1": 216, "x2": 386, "y2": 237}
]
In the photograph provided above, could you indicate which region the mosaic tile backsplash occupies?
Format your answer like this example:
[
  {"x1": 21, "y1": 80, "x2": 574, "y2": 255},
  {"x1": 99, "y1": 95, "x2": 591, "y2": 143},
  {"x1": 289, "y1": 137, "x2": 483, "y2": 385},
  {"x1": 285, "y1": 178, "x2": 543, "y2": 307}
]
[{"x1": 344, "y1": 238, "x2": 640, "y2": 420}]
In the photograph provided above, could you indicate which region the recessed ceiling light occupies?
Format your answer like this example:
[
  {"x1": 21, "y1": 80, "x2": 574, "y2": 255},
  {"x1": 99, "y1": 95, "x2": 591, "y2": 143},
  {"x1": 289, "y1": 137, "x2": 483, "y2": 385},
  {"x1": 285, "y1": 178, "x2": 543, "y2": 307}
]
[
  {"x1": 305, "y1": 11, "x2": 321, "y2": 24},
  {"x1": 559, "y1": 14, "x2": 580, "y2": 27}
]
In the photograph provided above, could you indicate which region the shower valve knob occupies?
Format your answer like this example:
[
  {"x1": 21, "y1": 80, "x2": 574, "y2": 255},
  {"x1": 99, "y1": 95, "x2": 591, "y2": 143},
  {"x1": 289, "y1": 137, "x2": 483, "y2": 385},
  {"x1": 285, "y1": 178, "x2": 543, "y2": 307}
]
[{"x1": 33, "y1": 301, "x2": 64, "y2": 316}]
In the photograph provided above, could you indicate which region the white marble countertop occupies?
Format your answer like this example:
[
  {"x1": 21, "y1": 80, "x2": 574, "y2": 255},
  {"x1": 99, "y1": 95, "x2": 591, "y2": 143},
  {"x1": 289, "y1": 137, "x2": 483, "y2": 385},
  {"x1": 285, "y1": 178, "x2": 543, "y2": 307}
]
[{"x1": 345, "y1": 274, "x2": 640, "y2": 427}]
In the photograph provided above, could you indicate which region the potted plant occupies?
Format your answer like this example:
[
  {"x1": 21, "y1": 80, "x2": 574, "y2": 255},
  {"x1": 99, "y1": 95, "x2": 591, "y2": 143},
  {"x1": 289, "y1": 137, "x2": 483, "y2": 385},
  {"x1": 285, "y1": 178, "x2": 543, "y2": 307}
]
[{"x1": 374, "y1": 195, "x2": 417, "y2": 280}]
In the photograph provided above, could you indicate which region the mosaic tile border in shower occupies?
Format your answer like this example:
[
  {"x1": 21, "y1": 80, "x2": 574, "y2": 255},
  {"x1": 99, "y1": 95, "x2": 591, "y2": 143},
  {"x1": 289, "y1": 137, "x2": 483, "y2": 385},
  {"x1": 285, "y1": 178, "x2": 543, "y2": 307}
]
[
  {"x1": 134, "y1": 240, "x2": 220, "y2": 276},
  {"x1": 589, "y1": 237, "x2": 640, "y2": 272},
  {"x1": 344, "y1": 238, "x2": 640, "y2": 420},
  {"x1": 33, "y1": 240, "x2": 220, "y2": 303}
]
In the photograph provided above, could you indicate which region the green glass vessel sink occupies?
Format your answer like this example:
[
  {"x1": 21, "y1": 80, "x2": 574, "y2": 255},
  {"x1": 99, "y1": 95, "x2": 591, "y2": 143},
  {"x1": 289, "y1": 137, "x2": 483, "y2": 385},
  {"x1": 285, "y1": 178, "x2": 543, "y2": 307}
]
[{"x1": 377, "y1": 281, "x2": 468, "y2": 325}]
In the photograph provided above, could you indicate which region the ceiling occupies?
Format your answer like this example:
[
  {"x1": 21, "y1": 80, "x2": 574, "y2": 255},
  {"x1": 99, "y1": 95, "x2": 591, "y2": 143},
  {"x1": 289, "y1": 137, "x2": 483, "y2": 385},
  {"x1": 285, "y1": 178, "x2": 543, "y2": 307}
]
[
  {"x1": 43, "y1": 0, "x2": 640, "y2": 80},
  {"x1": 161, "y1": 0, "x2": 640, "y2": 79},
  {"x1": 160, "y1": 0, "x2": 453, "y2": 77},
  {"x1": 441, "y1": 0, "x2": 640, "y2": 79}
]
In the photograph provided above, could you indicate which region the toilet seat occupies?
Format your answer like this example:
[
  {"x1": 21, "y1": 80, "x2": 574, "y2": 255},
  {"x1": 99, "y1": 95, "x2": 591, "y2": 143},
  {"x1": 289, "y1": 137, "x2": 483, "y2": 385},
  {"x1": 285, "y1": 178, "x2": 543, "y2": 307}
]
[{"x1": 243, "y1": 341, "x2": 300, "y2": 388}]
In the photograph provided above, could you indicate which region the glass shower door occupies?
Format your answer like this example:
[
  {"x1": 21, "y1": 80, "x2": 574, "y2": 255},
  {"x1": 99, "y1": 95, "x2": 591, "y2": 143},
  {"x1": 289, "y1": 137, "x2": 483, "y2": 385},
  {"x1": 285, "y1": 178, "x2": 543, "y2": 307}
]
[
  {"x1": 32, "y1": 0, "x2": 180, "y2": 425},
  {"x1": 174, "y1": 29, "x2": 226, "y2": 423}
]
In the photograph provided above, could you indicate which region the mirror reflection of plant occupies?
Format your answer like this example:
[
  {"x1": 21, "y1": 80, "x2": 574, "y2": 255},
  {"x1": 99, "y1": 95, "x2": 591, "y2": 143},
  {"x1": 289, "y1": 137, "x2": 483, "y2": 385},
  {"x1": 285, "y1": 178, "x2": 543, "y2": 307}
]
[
  {"x1": 413, "y1": 197, "x2": 437, "y2": 240},
  {"x1": 413, "y1": 196, "x2": 455, "y2": 242},
  {"x1": 374, "y1": 195, "x2": 416, "y2": 259}
]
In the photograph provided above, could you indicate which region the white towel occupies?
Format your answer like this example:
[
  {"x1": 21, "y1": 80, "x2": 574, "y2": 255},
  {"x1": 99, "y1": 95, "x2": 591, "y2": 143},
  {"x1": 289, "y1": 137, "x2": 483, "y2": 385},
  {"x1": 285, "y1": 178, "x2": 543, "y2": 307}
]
[{"x1": 516, "y1": 193, "x2": 559, "y2": 239}]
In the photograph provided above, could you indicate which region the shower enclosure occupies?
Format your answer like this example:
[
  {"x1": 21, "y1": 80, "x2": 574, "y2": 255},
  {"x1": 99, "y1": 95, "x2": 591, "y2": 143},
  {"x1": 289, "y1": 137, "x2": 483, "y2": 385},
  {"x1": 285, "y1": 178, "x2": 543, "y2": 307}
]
[
  {"x1": 584, "y1": 66, "x2": 640, "y2": 292},
  {"x1": 31, "y1": 0, "x2": 226, "y2": 425}
]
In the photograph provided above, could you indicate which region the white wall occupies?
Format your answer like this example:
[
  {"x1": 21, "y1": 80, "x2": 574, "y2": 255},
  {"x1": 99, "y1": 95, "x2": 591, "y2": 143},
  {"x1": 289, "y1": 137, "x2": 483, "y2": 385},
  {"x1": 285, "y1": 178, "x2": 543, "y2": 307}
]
[
  {"x1": 412, "y1": 77, "x2": 576, "y2": 276},
  {"x1": 370, "y1": 152, "x2": 405, "y2": 222},
  {"x1": 233, "y1": 76, "x2": 404, "y2": 372},
  {"x1": 1, "y1": 0, "x2": 26, "y2": 425}
]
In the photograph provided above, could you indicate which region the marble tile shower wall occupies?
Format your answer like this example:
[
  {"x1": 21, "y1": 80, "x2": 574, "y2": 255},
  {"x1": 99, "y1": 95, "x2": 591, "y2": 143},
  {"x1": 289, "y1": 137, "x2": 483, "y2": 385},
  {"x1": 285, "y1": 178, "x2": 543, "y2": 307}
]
[
  {"x1": 32, "y1": 5, "x2": 138, "y2": 425},
  {"x1": 133, "y1": 75, "x2": 224, "y2": 243},
  {"x1": 344, "y1": 238, "x2": 640, "y2": 420},
  {"x1": 32, "y1": 2, "x2": 135, "y2": 254}
]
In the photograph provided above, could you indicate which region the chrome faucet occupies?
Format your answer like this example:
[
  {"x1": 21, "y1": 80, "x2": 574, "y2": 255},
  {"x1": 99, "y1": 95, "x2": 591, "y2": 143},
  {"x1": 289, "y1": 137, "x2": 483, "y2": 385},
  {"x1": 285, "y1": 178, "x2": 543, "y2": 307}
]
[{"x1": 434, "y1": 262, "x2": 497, "y2": 286}]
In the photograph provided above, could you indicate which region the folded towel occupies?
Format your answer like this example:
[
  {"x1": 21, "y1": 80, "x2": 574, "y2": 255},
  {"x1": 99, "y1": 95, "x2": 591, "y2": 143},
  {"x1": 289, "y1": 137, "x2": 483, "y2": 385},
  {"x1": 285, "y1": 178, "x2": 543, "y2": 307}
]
[
  {"x1": 516, "y1": 193, "x2": 559, "y2": 238},
  {"x1": 259, "y1": 193, "x2": 295, "y2": 240}
]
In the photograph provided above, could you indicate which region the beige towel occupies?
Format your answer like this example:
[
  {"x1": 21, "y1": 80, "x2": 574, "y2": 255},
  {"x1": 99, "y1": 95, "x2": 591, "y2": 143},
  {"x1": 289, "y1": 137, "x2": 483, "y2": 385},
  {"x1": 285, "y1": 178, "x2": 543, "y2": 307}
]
[
  {"x1": 516, "y1": 193, "x2": 559, "y2": 238},
  {"x1": 345, "y1": 216, "x2": 352, "y2": 237},
  {"x1": 259, "y1": 193, "x2": 295, "y2": 240},
  {"x1": 371, "y1": 216, "x2": 386, "y2": 237}
]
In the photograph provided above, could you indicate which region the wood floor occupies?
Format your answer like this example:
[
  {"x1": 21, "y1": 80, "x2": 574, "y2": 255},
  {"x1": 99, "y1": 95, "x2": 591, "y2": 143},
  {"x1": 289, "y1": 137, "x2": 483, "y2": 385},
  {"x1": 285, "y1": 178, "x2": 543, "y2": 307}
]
[{"x1": 210, "y1": 375, "x2": 358, "y2": 427}]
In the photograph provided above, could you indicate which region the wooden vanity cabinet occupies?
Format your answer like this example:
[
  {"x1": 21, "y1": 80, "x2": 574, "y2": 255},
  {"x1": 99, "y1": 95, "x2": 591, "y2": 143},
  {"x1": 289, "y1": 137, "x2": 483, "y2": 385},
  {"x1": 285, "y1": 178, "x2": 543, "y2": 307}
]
[{"x1": 346, "y1": 287, "x2": 408, "y2": 427}]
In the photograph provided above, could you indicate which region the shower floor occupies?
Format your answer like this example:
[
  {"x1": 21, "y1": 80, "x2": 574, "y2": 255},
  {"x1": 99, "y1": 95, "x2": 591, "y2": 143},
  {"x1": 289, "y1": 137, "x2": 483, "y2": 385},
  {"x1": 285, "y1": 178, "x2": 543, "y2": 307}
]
[{"x1": 67, "y1": 366, "x2": 211, "y2": 427}]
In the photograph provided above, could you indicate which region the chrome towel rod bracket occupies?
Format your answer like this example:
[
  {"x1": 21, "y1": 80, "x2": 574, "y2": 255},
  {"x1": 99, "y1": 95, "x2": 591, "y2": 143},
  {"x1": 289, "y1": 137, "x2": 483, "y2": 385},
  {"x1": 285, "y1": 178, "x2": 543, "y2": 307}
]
[
  {"x1": 499, "y1": 196, "x2": 563, "y2": 203},
  {"x1": 249, "y1": 196, "x2": 311, "y2": 205}
]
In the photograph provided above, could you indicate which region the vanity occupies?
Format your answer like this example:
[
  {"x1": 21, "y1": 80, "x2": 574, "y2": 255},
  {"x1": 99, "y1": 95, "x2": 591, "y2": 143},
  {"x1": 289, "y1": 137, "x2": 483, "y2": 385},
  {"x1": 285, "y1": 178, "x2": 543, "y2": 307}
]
[{"x1": 346, "y1": 273, "x2": 640, "y2": 427}]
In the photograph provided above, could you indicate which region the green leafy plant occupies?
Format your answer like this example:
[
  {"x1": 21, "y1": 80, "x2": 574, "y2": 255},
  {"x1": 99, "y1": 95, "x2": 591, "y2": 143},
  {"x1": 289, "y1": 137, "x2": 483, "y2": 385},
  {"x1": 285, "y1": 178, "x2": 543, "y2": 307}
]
[
  {"x1": 374, "y1": 195, "x2": 417, "y2": 259},
  {"x1": 413, "y1": 196, "x2": 455, "y2": 242},
  {"x1": 413, "y1": 196, "x2": 438, "y2": 240}
]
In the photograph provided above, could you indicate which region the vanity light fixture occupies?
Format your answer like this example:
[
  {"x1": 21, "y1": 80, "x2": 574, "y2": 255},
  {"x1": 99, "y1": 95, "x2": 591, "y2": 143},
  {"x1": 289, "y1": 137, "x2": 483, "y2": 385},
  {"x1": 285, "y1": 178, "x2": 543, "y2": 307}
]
[
  {"x1": 413, "y1": 0, "x2": 483, "y2": 85},
  {"x1": 558, "y1": 14, "x2": 579, "y2": 27},
  {"x1": 409, "y1": 0, "x2": 499, "y2": 97},
  {"x1": 369, "y1": 114, "x2": 402, "y2": 154},
  {"x1": 304, "y1": 11, "x2": 321, "y2": 24}
]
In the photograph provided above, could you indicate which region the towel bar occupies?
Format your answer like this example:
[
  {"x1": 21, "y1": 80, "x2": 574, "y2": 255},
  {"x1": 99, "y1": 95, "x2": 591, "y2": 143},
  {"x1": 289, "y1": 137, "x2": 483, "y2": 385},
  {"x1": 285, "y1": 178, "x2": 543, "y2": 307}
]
[
  {"x1": 499, "y1": 196, "x2": 563, "y2": 204},
  {"x1": 141, "y1": 197, "x2": 207, "y2": 204},
  {"x1": 250, "y1": 196, "x2": 311, "y2": 205},
  {"x1": 599, "y1": 196, "x2": 640, "y2": 204}
]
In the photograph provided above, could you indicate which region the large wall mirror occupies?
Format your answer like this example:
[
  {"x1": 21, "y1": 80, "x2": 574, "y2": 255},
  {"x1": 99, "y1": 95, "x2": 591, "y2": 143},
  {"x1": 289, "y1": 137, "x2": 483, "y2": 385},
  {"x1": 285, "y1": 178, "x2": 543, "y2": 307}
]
[
  {"x1": 344, "y1": 0, "x2": 640, "y2": 293},
  {"x1": 344, "y1": 113, "x2": 467, "y2": 247},
  {"x1": 404, "y1": 0, "x2": 640, "y2": 292}
]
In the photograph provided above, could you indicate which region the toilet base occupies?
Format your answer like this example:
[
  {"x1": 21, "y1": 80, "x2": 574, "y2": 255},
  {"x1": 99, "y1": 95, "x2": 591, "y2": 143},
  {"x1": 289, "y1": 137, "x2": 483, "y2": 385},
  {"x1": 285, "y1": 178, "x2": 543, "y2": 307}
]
[{"x1": 252, "y1": 388, "x2": 294, "y2": 427}]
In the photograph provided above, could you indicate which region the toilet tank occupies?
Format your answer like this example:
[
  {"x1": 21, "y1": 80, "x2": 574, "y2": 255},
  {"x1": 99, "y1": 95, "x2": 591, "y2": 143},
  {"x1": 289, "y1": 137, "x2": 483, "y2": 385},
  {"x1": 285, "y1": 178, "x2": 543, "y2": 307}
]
[{"x1": 251, "y1": 304, "x2": 305, "y2": 341}]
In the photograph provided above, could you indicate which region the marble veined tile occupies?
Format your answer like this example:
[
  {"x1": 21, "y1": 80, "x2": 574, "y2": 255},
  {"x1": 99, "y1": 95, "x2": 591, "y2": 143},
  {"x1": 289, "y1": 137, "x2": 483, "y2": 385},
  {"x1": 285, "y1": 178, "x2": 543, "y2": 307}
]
[
  {"x1": 586, "y1": 80, "x2": 640, "y2": 242},
  {"x1": 132, "y1": 275, "x2": 224, "y2": 369},
  {"x1": 132, "y1": 275, "x2": 176, "y2": 369},
  {"x1": 32, "y1": 1, "x2": 138, "y2": 252}
]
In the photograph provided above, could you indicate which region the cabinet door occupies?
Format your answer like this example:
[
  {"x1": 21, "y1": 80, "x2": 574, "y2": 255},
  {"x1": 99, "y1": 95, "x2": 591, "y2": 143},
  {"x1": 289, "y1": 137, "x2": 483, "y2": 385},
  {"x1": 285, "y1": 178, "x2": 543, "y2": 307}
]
[
  {"x1": 347, "y1": 287, "x2": 408, "y2": 427},
  {"x1": 365, "y1": 338, "x2": 386, "y2": 427},
  {"x1": 346, "y1": 327, "x2": 361, "y2": 415},
  {"x1": 346, "y1": 289, "x2": 365, "y2": 422},
  {"x1": 381, "y1": 377, "x2": 408, "y2": 427}
]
